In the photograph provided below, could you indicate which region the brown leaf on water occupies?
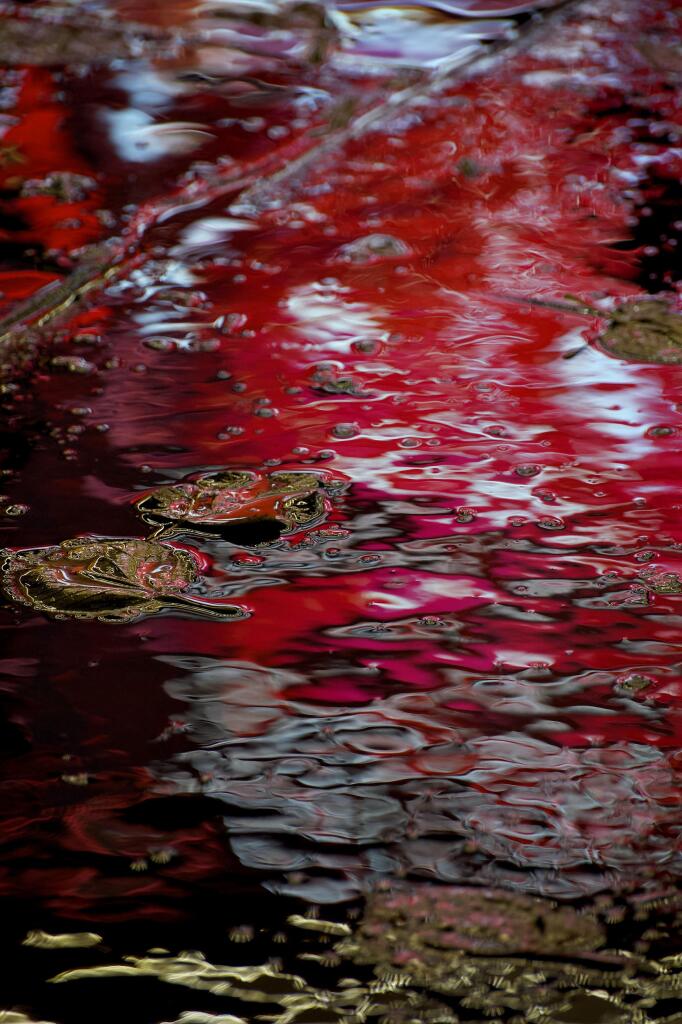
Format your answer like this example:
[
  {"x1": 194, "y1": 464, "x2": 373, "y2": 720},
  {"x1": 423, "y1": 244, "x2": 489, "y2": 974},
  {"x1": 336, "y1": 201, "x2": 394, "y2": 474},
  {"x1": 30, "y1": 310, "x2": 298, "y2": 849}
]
[
  {"x1": 136, "y1": 469, "x2": 345, "y2": 542},
  {"x1": 1, "y1": 538, "x2": 244, "y2": 622},
  {"x1": 595, "y1": 298, "x2": 682, "y2": 363}
]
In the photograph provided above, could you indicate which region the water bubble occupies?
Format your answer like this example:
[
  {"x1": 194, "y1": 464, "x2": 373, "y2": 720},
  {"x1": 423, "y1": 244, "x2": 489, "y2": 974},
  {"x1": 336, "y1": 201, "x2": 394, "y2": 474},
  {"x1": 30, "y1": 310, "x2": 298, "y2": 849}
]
[
  {"x1": 614, "y1": 674, "x2": 654, "y2": 696},
  {"x1": 537, "y1": 517, "x2": 565, "y2": 530},
  {"x1": 646, "y1": 425, "x2": 677, "y2": 437},
  {"x1": 455, "y1": 507, "x2": 476, "y2": 524},
  {"x1": 515, "y1": 464, "x2": 541, "y2": 477},
  {"x1": 331, "y1": 423, "x2": 359, "y2": 439},
  {"x1": 232, "y1": 553, "x2": 265, "y2": 567},
  {"x1": 335, "y1": 234, "x2": 410, "y2": 264},
  {"x1": 534, "y1": 488, "x2": 556, "y2": 504},
  {"x1": 3, "y1": 504, "x2": 28, "y2": 516}
]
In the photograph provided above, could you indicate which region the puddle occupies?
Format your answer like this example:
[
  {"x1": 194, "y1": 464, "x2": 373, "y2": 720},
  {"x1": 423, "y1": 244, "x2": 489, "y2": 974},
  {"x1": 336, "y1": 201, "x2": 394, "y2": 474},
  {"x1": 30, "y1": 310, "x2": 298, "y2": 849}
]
[{"x1": 3, "y1": 0, "x2": 682, "y2": 1022}]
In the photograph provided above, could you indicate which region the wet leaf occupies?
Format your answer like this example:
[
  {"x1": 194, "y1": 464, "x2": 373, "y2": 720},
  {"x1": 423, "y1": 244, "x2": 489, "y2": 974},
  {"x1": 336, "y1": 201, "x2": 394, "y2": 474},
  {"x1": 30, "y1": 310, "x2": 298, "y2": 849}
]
[
  {"x1": 595, "y1": 298, "x2": 682, "y2": 363},
  {"x1": 1, "y1": 538, "x2": 244, "y2": 622},
  {"x1": 136, "y1": 469, "x2": 345, "y2": 543}
]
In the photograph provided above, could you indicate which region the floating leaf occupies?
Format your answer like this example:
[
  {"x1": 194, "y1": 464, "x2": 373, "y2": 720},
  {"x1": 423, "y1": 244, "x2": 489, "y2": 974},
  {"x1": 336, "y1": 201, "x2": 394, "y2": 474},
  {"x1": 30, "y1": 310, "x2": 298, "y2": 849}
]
[
  {"x1": 1, "y1": 538, "x2": 244, "y2": 622},
  {"x1": 595, "y1": 298, "x2": 682, "y2": 363},
  {"x1": 135, "y1": 470, "x2": 345, "y2": 544}
]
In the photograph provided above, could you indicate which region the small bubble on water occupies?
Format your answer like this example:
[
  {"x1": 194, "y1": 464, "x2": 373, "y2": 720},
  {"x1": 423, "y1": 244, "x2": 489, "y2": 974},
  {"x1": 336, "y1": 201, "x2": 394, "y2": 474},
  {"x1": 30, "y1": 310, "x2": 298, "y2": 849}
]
[
  {"x1": 232, "y1": 553, "x2": 265, "y2": 566},
  {"x1": 634, "y1": 550, "x2": 656, "y2": 562},
  {"x1": 647, "y1": 425, "x2": 677, "y2": 438},
  {"x1": 3, "y1": 504, "x2": 28, "y2": 516},
  {"x1": 534, "y1": 488, "x2": 556, "y2": 503},
  {"x1": 353, "y1": 339, "x2": 379, "y2": 354},
  {"x1": 615, "y1": 673, "x2": 654, "y2": 696},
  {"x1": 537, "y1": 516, "x2": 565, "y2": 530},
  {"x1": 515, "y1": 464, "x2": 541, "y2": 477},
  {"x1": 331, "y1": 423, "x2": 359, "y2": 439},
  {"x1": 455, "y1": 507, "x2": 476, "y2": 523}
]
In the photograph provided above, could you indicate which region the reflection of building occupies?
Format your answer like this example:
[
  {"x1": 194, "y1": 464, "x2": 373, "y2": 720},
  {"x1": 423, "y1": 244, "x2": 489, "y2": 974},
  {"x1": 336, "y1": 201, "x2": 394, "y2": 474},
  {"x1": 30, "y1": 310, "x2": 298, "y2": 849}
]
[{"x1": 158, "y1": 656, "x2": 682, "y2": 903}]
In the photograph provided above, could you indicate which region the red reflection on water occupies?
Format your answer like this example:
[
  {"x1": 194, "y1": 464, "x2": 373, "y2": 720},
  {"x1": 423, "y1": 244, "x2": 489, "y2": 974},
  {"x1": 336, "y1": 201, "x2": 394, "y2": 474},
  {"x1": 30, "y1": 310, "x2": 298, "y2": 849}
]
[{"x1": 2, "y1": 0, "x2": 682, "y2": 936}]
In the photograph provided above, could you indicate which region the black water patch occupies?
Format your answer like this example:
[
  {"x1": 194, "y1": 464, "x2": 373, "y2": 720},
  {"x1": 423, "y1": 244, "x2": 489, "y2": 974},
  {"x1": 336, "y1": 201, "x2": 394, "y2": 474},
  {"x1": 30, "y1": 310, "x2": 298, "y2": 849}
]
[
  {"x1": 220, "y1": 517, "x2": 284, "y2": 545},
  {"x1": 123, "y1": 794, "x2": 230, "y2": 829},
  {"x1": 629, "y1": 174, "x2": 682, "y2": 292}
]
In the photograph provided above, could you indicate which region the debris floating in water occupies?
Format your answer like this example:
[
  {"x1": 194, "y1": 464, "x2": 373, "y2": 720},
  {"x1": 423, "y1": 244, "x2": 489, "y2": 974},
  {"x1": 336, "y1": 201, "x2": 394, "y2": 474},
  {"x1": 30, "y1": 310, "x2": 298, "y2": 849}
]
[
  {"x1": 135, "y1": 469, "x2": 346, "y2": 543},
  {"x1": 1, "y1": 538, "x2": 245, "y2": 622}
]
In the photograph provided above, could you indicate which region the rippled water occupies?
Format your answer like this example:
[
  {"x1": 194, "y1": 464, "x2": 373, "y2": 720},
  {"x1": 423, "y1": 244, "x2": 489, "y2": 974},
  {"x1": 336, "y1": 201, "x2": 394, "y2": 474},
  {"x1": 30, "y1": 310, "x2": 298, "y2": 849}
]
[{"x1": 2, "y1": 0, "x2": 682, "y2": 1021}]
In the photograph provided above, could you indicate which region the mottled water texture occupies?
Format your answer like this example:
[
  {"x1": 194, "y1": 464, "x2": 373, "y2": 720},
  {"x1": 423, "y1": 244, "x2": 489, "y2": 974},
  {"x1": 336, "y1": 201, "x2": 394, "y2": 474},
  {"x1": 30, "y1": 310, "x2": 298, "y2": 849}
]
[{"x1": 2, "y1": 0, "x2": 682, "y2": 1022}]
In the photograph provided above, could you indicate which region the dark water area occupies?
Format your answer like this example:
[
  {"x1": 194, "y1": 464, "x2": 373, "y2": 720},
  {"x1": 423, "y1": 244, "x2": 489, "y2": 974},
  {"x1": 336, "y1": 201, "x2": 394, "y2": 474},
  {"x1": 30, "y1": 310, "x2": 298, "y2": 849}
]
[{"x1": 3, "y1": 1, "x2": 682, "y2": 1022}]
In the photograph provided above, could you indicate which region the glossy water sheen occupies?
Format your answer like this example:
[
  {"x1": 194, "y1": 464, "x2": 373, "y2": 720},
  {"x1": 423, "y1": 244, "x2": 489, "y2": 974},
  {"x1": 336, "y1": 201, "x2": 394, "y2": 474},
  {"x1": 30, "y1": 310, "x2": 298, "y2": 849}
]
[{"x1": 2, "y1": 0, "x2": 682, "y2": 1021}]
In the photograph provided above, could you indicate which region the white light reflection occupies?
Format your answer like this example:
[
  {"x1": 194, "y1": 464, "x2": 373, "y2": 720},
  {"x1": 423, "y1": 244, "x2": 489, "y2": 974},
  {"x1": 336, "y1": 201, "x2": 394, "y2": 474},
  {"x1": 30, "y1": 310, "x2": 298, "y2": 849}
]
[{"x1": 284, "y1": 281, "x2": 387, "y2": 352}]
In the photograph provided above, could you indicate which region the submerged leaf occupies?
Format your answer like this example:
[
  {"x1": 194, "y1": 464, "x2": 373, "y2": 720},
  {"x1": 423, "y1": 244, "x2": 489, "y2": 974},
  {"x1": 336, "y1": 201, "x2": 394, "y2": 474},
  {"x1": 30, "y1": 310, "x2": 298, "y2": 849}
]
[
  {"x1": 135, "y1": 469, "x2": 345, "y2": 543},
  {"x1": 1, "y1": 538, "x2": 244, "y2": 622}
]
